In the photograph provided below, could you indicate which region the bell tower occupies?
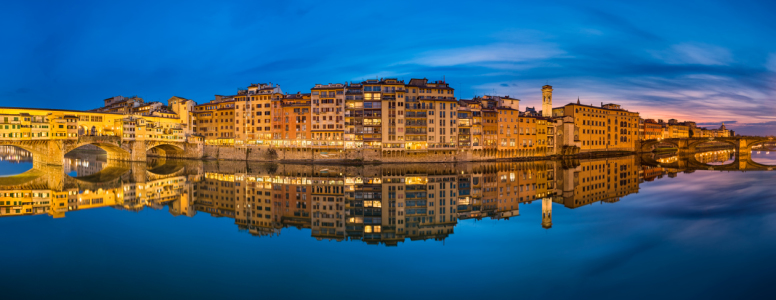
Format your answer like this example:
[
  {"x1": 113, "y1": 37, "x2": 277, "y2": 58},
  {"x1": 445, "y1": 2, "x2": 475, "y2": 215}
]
[{"x1": 542, "y1": 85, "x2": 553, "y2": 117}]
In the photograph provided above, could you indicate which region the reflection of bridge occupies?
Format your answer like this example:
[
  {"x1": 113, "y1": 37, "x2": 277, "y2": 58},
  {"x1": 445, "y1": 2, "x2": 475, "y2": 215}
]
[
  {"x1": 0, "y1": 135, "x2": 202, "y2": 167},
  {"x1": 638, "y1": 136, "x2": 775, "y2": 158},
  {"x1": 639, "y1": 152, "x2": 775, "y2": 171},
  {"x1": 0, "y1": 159, "x2": 190, "y2": 191}
]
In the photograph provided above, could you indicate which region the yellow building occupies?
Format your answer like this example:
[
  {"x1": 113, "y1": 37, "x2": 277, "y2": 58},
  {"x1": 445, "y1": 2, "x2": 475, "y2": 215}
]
[
  {"x1": 667, "y1": 123, "x2": 689, "y2": 138},
  {"x1": 231, "y1": 83, "x2": 283, "y2": 145},
  {"x1": 194, "y1": 100, "x2": 236, "y2": 145},
  {"x1": 167, "y1": 96, "x2": 196, "y2": 136},
  {"x1": 560, "y1": 103, "x2": 640, "y2": 152},
  {"x1": 0, "y1": 108, "x2": 185, "y2": 144},
  {"x1": 497, "y1": 107, "x2": 520, "y2": 151},
  {"x1": 535, "y1": 117, "x2": 551, "y2": 156}
]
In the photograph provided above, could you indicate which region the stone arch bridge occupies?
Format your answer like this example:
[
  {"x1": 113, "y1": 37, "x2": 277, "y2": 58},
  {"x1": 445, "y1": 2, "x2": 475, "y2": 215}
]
[
  {"x1": 0, "y1": 136, "x2": 202, "y2": 167},
  {"x1": 638, "y1": 136, "x2": 775, "y2": 158}
]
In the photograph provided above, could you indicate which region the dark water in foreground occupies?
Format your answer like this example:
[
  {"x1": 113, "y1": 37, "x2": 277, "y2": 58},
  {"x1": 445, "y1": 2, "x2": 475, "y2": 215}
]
[{"x1": 1, "y1": 147, "x2": 776, "y2": 299}]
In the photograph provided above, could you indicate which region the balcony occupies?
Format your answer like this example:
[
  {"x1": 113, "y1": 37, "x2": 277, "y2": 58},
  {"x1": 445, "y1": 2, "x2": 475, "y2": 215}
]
[
  {"x1": 405, "y1": 112, "x2": 427, "y2": 118},
  {"x1": 405, "y1": 129, "x2": 427, "y2": 134}
]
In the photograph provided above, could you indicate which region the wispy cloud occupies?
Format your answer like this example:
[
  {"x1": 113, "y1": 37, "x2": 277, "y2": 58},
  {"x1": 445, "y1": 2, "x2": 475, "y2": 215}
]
[
  {"x1": 399, "y1": 43, "x2": 566, "y2": 67},
  {"x1": 652, "y1": 43, "x2": 734, "y2": 66},
  {"x1": 697, "y1": 121, "x2": 737, "y2": 125},
  {"x1": 583, "y1": 8, "x2": 662, "y2": 41}
]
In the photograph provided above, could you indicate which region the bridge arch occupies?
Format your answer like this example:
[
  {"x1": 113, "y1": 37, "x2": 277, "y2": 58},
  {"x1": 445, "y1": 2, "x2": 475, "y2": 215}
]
[
  {"x1": 147, "y1": 142, "x2": 185, "y2": 158},
  {"x1": 639, "y1": 139, "x2": 679, "y2": 152},
  {"x1": 743, "y1": 138, "x2": 776, "y2": 152},
  {"x1": 686, "y1": 139, "x2": 738, "y2": 152},
  {"x1": 63, "y1": 138, "x2": 131, "y2": 161}
]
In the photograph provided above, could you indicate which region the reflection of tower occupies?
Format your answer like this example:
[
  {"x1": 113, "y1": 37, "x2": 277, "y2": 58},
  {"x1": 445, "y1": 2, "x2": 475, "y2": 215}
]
[
  {"x1": 541, "y1": 197, "x2": 552, "y2": 229},
  {"x1": 542, "y1": 85, "x2": 553, "y2": 117}
]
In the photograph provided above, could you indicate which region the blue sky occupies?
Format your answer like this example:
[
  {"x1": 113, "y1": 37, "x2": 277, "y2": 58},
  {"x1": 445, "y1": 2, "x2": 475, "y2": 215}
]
[{"x1": 1, "y1": 0, "x2": 774, "y2": 135}]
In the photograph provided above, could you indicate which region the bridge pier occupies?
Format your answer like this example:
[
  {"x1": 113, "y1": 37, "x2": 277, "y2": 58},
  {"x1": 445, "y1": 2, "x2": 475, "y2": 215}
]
[
  {"x1": 676, "y1": 139, "x2": 692, "y2": 155},
  {"x1": 735, "y1": 139, "x2": 751, "y2": 160}
]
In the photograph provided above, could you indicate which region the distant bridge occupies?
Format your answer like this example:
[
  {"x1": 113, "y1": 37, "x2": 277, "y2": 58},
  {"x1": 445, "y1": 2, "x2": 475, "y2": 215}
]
[{"x1": 638, "y1": 136, "x2": 775, "y2": 157}]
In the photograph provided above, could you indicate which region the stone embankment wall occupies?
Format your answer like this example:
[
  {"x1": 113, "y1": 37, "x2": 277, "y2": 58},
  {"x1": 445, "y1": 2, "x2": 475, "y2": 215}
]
[
  {"x1": 193, "y1": 142, "x2": 746, "y2": 164},
  {"x1": 202, "y1": 145, "x2": 566, "y2": 164}
]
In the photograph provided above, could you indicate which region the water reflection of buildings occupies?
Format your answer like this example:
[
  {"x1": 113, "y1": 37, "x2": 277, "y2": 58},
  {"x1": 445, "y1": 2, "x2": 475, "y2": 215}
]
[
  {"x1": 0, "y1": 145, "x2": 33, "y2": 163},
  {"x1": 694, "y1": 149, "x2": 735, "y2": 165},
  {"x1": 0, "y1": 174, "x2": 191, "y2": 218},
  {"x1": 63, "y1": 153, "x2": 108, "y2": 177},
  {"x1": 2, "y1": 148, "x2": 746, "y2": 246}
]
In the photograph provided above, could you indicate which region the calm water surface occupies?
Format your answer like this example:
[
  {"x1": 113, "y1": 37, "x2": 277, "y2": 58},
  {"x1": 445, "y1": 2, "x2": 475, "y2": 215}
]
[{"x1": 1, "y1": 147, "x2": 776, "y2": 299}]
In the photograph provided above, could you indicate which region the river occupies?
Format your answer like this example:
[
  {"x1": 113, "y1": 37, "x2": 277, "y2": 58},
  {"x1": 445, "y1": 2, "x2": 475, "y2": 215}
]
[{"x1": 1, "y1": 146, "x2": 776, "y2": 299}]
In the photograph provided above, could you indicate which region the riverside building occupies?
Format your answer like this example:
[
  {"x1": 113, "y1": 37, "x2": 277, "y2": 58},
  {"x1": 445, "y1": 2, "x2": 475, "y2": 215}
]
[
  {"x1": 555, "y1": 101, "x2": 640, "y2": 153},
  {"x1": 189, "y1": 82, "x2": 666, "y2": 157},
  {"x1": 310, "y1": 83, "x2": 346, "y2": 148}
]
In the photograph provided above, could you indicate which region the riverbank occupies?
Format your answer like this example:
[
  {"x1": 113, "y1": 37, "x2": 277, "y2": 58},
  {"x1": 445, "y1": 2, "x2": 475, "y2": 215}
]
[
  {"x1": 95, "y1": 143, "x2": 731, "y2": 165},
  {"x1": 185, "y1": 145, "x2": 642, "y2": 165}
]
